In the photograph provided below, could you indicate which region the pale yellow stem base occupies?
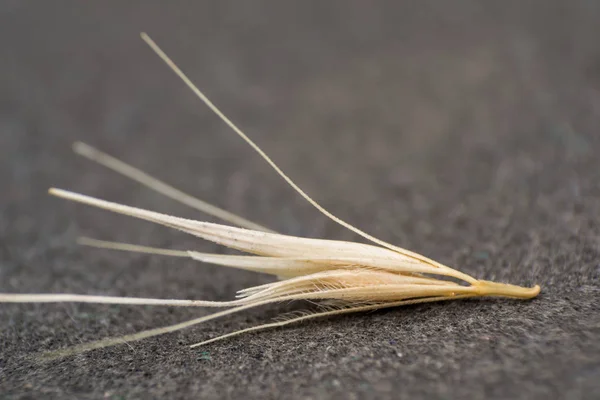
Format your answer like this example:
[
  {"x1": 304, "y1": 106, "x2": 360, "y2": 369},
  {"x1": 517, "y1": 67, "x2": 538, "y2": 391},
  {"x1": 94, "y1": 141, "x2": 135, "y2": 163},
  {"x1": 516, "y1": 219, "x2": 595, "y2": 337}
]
[{"x1": 474, "y1": 280, "x2": 541, "y2": 299}]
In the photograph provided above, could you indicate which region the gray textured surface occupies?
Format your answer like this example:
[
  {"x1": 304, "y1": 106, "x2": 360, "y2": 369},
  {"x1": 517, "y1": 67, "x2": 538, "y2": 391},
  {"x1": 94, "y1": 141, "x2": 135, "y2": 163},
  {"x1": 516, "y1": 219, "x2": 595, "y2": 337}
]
[{"x1": 1, "y1": 1, "x2": 599, "y2": 399}]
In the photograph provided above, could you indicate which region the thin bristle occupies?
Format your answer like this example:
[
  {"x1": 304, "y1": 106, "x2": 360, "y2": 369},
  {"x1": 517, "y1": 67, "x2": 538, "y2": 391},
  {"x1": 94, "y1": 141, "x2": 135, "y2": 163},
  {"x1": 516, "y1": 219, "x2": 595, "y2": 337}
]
[
  {"x1": 0, "y1": 293, "x2": 243, "y2": 307},
  {"x1": 190, "y1": 294, "x2": 475, "y2": 348},
  {"x1": 73, "y1": 142, "x2": 273, "y2": 232},
  {"x1": 78, "y1": 237, "x2": 189, "y2": 257},
  {"x1": 40, "y1": 302, "x2": 265, "y2": 361},
  {"x1": 77, "y1": 236, "x2": 326, "y2": 277}
]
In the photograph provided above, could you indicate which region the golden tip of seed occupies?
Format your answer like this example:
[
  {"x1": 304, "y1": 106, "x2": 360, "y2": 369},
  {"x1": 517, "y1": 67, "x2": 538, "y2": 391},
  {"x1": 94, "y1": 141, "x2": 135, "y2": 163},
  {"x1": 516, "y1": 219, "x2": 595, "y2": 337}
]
[{"x1": 475, "y1": 280, "x2": 541, "y2": 299}]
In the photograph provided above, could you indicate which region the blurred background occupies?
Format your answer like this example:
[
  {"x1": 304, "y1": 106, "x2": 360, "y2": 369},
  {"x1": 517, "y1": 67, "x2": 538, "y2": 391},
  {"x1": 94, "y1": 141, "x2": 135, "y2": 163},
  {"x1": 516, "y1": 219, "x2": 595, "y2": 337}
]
[{"x1": 1, "y1": 1, "x2": 599, "y2": 399}]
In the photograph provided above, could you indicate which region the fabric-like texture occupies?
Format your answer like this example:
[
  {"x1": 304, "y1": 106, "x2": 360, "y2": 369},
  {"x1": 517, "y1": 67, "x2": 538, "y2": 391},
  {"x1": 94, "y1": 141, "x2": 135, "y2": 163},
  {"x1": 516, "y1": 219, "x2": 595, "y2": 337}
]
[{"x1": 1, "y1": 1, "x2": 599, "y2": 399}]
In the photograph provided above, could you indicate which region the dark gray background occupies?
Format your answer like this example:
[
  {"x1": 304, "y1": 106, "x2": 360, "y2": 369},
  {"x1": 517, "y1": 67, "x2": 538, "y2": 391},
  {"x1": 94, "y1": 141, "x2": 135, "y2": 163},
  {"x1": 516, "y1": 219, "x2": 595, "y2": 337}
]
[{"x1": 1, "y1": 1, "x2": 599, "y2": 399}]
